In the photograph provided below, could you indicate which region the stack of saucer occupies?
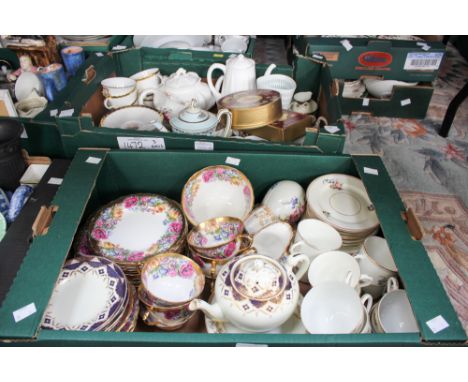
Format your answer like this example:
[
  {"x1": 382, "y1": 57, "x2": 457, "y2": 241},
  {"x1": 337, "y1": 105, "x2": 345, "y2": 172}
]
[
  {"x1": 86, "y1": 194, "x2": 187, "y2": 285},
  {"x1": 305, "y1": 174, "x2": 380, "y2": 253},
  {"x1": 42, "y1": 257, "x2": 139, "y2": 332}
]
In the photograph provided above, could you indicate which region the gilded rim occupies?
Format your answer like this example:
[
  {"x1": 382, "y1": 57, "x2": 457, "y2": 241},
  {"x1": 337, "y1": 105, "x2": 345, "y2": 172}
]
[
  {"x1": 99, "y1": 104, "x2": 161, "y2": 127},
  {"x1": 181, "y1": 165, "x2": 255, "y2": 227},
  {"x1": 140, "y1": 252, "x2": 205, "y2": 305},
  {"x1": 131, "y1": 69, "x2": 160, "y2": 82},
  {"x1": 86, "y1": 194, "x2": 187, "y2": 266},
  {"x1": 103, "y1": 87, "x2": 137, "y2": 99},
  {"x1": 361, "y1": 237, "x2": 398, "y2": 273},
  {"x1": 187, "y1": 216, "x2": 244, "y2": 250}
]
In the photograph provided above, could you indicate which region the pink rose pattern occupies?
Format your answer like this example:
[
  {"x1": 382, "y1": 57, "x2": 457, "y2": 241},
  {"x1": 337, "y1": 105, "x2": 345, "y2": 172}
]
[
  {"x1": 91, "y1": 195, "x2": 184, "y2": 262},
  {"x1": 148, "y1": 257, "x2": 196, "y2": 283}
]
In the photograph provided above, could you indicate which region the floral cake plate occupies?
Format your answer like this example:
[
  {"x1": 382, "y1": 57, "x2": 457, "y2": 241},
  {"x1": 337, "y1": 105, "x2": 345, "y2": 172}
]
[
  {"x1": 42, "y1": 257, "x2": 128, "y2": 331},
  {"x1": 88, "y1": 194, "x2": 185, "y2": 264}
]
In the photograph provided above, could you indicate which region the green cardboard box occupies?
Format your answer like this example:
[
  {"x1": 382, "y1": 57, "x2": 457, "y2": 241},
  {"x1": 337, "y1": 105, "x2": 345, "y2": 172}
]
[
  {"x1": 59, "y1": 35, "x2": 128, "y2": 53},
  {"x1": 51, "y1": 51, "x2": 345, "y2": 157},
  {"x1": 0, "y1": 149, "x2": 465, "y2": 346},
  {"x1": 295, "y1": 36, "x2": 446, "y2": 82}
]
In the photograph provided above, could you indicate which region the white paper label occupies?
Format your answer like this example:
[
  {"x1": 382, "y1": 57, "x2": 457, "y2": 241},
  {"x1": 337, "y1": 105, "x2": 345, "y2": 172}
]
[
  {"x1": 86, "y1": 156, "x2": 102, "y2": 164},
  {"x1": 312, "y1": 54, "x2": 323, "y2": 60},
  {"x1": 364, "y1": 167, "x2": 379, "y2": 176},
  {"x1": 404, "y1": 52, "x2": 444, "y2": 71},
  {"x1": 49, "y1": 109, "x2": 58, "y2": 117},
  {"x1": 340, "y1": 39, "x2": 353, "y2": 51},
  {"x1": 112, "y1": 45, "x2": 127, "y2": 51},
  {"x1": 324, "y1": 125, "x2": 340, "y2": 134},
  {"x1": 13, "y1": 303, "x2": 36, "y2": 323},
  {"x1": 426, "y1": 315, "x2": 449, "y2": 334},
  {"x1": 401, "y1": 98, "x2": 412, "y2": 107},
  {"x1": 421, "y1": 44, "x2": 431, "y2": 51},
  {"x1": 236, "y1": 343, "x2": 268, "y2": 347},
  {"x1": 194, "y1": 141, "x2": 214, "y2": 151},
  {"x1": 362, "y1": 98, "x2": 370, "y2": 107},
  {"x1": 59, "y1": 109, "x2": 74, "y2": 117},
  {"x1": 48, "y1": 177, "x2": 63, "y2": 185},
  {"x1": 20, "y1": 127, "x2": 28, "y2": 138},
  {"x1": 225, "y1": 156, "x2": 241, "y2": 166},
  {"x1": 95, "y1": 52, "x2": 104, "y2": 57},
  {"x1": 117, "y1": 137, "x2": 166, "y2": 150}
]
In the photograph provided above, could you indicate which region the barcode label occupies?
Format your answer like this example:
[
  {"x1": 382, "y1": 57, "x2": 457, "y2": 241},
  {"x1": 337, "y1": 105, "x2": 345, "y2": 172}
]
[{"x1": 404, "y1": 52, "x2": 444, "y2": 71}]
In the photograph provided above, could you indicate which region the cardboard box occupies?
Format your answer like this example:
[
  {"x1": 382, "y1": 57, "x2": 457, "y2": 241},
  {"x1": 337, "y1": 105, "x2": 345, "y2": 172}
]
[
  {"x1": 59, "y1": 35, "x2": 129, "y2": 53},
  {"x1": 0, "y1": 149, "x2": 465, "y2": 346},
  {"x1": 295, "y1": 36, "x2": 446, "y2": 83}
]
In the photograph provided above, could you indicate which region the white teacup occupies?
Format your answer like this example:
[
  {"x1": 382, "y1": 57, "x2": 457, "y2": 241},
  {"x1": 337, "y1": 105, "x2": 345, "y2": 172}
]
[
  {"x1": 289, "y1": 219, "x2": 342, "y2": 260},
  {"x1": 355, "y1": 236, "x2": 398, "y2": 290},
  {"x1": 262, "y1": 180, "x2": 305, "y2": 224},
  {"x1": 301, "y1": 281, "x2": 372, "y2": 334},
  {"x1": 101, "y1": 77, "x2": 136, "y2": 98},
  {"x1": 290, "y1": 91, "x2": 318, "y2": 114},
  {"x1": 308, "y1": 251, "x2": 373, "y2": 290},
  {"x1": 218, "y1": 35, "x2": 249, "y2": 53},
  {"x1": 103, "y1": 88, "x2": 138, "y2": 110},
  {"x1": 370, "y1": 277, "x2": 419, "y2": 333},
  {"x1": 130, "y1": 68, "x2": 164, "y2": 93},
  {"x1": 251, "y1": 222, "x2": 293, "y2": 260},
  {"x1": 244, "y1": 205, "x2": 279, "y2": 235}
]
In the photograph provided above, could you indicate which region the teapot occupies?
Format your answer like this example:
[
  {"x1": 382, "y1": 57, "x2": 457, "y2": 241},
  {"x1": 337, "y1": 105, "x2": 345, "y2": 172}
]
[
  {"x1": 138, "y1": 68, "x2": 215, "y2": 117},
  {"x1": 189, "y1": 253, "x2": 309, "y2": 332},
  {"x1": 207, "y1": 54, "x2": 257, "y2": 101},
  {"x1": 170, "y1": 99, "x2": 232, "y2": 137}
]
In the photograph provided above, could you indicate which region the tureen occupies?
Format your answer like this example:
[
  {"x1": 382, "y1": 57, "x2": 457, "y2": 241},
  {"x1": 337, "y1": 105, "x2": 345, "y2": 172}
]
[
  {"x1": 170, "y1": 99, "x2": 232, "y2": 137},
  {"x1": 153, "y1": 68, "x2": 215, "y2": 116},
  {"x1": 189, "y1": 253, "x2": 309, "y2": 332}
]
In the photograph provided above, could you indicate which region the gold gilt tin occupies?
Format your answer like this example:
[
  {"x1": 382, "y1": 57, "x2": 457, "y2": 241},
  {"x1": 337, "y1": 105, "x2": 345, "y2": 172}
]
[{"x1": 217, "y1": 89, "x2": 282, "y2": 130}]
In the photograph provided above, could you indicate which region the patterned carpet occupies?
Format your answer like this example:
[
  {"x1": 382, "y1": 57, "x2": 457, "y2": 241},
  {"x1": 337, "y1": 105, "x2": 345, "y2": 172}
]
[{"x1": 343, "y1": 42, "x2": 468, "y2": 333}]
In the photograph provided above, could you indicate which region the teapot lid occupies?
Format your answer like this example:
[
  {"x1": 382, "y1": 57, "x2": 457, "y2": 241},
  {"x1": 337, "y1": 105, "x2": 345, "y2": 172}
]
[
  {"x1": 229, "y1": 255, "x2": 287, "y2": 301},
  {"x1": 178, "y1": 99, "x2": 212, "y2": 123},
  {"x1": 170, "y1": 99, "x2": 217, "y2": 133},
  {"x1": 227, "y1": 54, "x2": 255, "y2": 69},
  {"x1": 165, "y1": 68, "x2": 200, "y2": 89}
]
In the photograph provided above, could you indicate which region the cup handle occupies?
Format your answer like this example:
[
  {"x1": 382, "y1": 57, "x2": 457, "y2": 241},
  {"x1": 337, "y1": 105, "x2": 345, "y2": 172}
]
[
  {"x1": 361, "y1": 293, "x2": 373, "y2": 314},
  {"x1": 103, "y1": 98, "x2": 114, "y2": 110},
  {"x1": 386, "y1": 276, "x2": 399, "y2": 293},
  {"x1": 289, "y1": 241, "x2": 305, "y2": 255},
  {"x1": 141, "y1": 309, "x2": 150, "y2": 322},
  {"x1": 207, "y1": 63, "x2": 225, "y2": 100},
  {"x1": 138, "y1": 88, "x2": 156, "y2": 105},
  {"x1": 264, "y1": 63, "x2": 277, "y2": 76},
  {"x1": 358, "y1": 274, "x2": 374, "y2": 288},
  {"x1": 237, "y1": 234, "x2": 253, "y2": 254},
  {"x1": 287, "y1": 253, "x2": 310, "y2": 281},
  {"x1": 217, "y1": 108, "x2": 232, "y2": 137}
]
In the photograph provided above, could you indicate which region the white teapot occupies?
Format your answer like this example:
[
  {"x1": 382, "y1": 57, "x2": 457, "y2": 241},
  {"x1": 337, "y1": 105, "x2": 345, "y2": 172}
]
[
  {"x1": 207, "y1": 54, "x2": 257, "y2": 101},
  {"x1": 189, "y1": 253, "x2": 309, "y2": 333},
  {"x1": 139, "y1": 68, "x2": 215, "y2": 117}
]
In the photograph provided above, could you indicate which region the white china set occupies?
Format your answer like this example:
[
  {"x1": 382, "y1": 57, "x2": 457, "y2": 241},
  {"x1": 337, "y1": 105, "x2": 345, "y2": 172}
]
[
  {"x1": 343, "y1": 78, "x2": 419, "y2": 99},
  {"x1": 47, "y1": 166, "x2": 418, "y2": 335}
]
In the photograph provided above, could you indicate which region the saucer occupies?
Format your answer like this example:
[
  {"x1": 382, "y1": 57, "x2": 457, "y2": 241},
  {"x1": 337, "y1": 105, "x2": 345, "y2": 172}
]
[{"x1": 205, "y1": 295, "x2": 306, "y2": 334}]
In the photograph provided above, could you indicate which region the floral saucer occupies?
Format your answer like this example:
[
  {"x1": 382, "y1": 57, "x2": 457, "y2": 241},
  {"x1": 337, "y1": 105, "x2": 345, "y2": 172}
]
[
  {"x1": 205, "y1": 295, "x2": 306, "y2": 334},
  {"x1": 88, "y1": 194, "x2": 185, "y2": 263}
]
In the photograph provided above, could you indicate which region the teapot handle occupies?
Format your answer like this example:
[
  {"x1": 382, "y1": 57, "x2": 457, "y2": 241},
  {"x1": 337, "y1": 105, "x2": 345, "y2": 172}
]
[
  {"x1": 215, "y1": 75, "x2": 224, "y2": 92},
  {"x1": 264, "y1": 63, "x2": 277, "y2": 76},
  {"x1": 286, "y1": 253, "x2": 310, "y2": 281},
  {"x1": 217, "y1": 108, "x2": 232, "y2": 137},
  {"x1": 207, "y1": 63, "x2": 225, "y2": 101}
]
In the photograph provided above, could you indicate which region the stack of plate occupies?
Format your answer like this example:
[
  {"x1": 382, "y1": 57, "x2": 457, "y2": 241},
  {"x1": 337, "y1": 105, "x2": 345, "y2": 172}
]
[
  {"x1": 42, "y1": 257, "x2": 139, "y2": 332},
  {"x1": 305, "y1": 174, "x2": 380, "y2": 253},
  {"x1": 87, "y1": 194, "x2": 187, "y2": 285}
]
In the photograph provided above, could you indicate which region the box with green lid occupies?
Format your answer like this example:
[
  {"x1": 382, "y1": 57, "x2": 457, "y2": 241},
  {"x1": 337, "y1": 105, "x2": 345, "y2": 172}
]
[
  {"x1": 0, "y1": 148, "x2": 465, "y2": 346},
  {"x1": 48, "y1": 50, "x2": 345, "y2": 157}
]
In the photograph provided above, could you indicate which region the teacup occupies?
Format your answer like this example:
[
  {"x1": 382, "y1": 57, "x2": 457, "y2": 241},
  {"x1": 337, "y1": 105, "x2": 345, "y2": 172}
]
[
  {"x1": 218, "y1": 35, "x2": 249, "y2": 53},
  {"x1": 130, "y1": 68, "x2": 164, "y2": 93},
  {"x1": 140, "y1": 253, "x2": 205, "y2": 307},
  {"x1": 355, "y1": 236, "x2": 398, "y2": 297},
  {"x1": 251, "y1": 221, "x2": 293, "y2": 260},
  {"x1": 307, "y1": 250, "x2": 373, "y2": 291},
  {"x1": 187, "y1": 217, "x2": 251, "y2": 260},
  {"x1": 289, "y1": 91, "x2": 318, "y2": 114},
  {"x1": 243, "y1": 205, "x2": 279, "y2": 235},
  {"x1": 370, "y1": 277, "x2": 419, "y2": 333},
  {"x1": 301, "y1": 281, "x2": 373, "y2": 334},
  {"x1": 189, "y1": 247, "x2": 232, "y2": 280},
  {"x1": 262, "y1": 180, "x2": 305, "y2": 224},
  {"x1": 289, "y1": 219, "x2": 342, "y2": 261},
  {"x1": 103, "y1": 88, "x2": 138, "y2": 110},
  {"x1": 342, "y1": 79, "x2": 366, "y2": 99},
  {"x1": 101, "y1": 77, "x2": 136, "y2": 98}
]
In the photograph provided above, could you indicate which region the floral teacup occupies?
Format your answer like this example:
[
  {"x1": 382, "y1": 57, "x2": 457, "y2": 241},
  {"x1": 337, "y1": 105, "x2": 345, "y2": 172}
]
[
  {"x1": 187, "y1": 217, "x2": 252, "y2": 260},
  {"x1": 140, "y1": 253, "x2": 205, "y2": 307}
]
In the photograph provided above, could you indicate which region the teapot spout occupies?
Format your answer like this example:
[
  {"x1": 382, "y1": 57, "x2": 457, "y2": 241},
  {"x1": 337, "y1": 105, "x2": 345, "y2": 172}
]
[{"x1": 189, "y1": 299, "x2": 225, "y2": 321}]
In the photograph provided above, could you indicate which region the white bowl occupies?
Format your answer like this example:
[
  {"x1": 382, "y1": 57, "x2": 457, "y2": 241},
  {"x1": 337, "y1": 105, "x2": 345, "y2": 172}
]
[
  {"x1": 363, "y1": 79, "x2": 418, "y2": 98},
  {"x1": 378, "y1": 290, "x2": 419, "y2": 333},
  {"x1": 182, "y1": 165, "x2": 254, "y2": 226},
  {"x1": 100, "y1": 106, "x2": 163, "y2": 131},
  {"x1": 257, "y1": 74, "x2": 297, "y2": 109}
]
